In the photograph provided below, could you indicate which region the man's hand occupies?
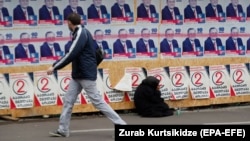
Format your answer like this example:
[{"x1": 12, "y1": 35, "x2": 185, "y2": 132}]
[{"x1": 47, "y1": 66, "x2": 54, "y2": 75}]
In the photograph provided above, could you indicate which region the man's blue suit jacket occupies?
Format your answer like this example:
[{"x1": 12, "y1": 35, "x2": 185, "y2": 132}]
[
  {"x1": 64, "y1": 5, "x2": 84, "y2": 20},
  {"x1": 111, "y1": 3, "x2": 131, "y2": 18},
  {"x1": 204, "y1": 37, "x2": 223, "y2": 51},
  {"x1": 247, "y1": 38, "x2": 250, "y2": 50},
  {"x1": 93, "y1": 40, "x2": 110, "y2": 51},
  {"x1": 15, "y1": 43, "x2": 36, "y2": 59},
  {"x1": 226, "y1": 3, "x2": 243, "y2": 17},
  {"x1": 247, "y1": 5, "x2": 250, "y2": 17},
  {"x1": 137, "y1": 3, "x2": 157, "y2": 18},
  {"x1": 160, "y1": 39, "x2": 179, "y2": 52},
  {"x1": 39, "y1": 5, "x2": 60, "y2": 20},
  {"x1": 87, "y1": 4, "x2": 108, "y2": 19},
  {"x1": 0, "y1": 45, "x2": 11, "y2": 59},
  {"x1": 226, "y1": 37, "x2": 243, "y2": 50},
  {"x1": 1, "y1": 7, "x2": 9, "y2": 17},
  {"x1": 161, "y1": 6, "x2": 180, "y2": 20},
  {"x1": 13, "y1": 5, "x2": 34, "y2": 20},
  {"x1": 184, "y1": 5, "x2": 203, "y2": 19},
  {"x1": 182, "y1": 38, "x2": 201, "y2": 52},
  {"x1": 136, "y1": 38, "x2": 155, "y2": 53},
  {"x1": 64, "y1": 41, "x2": 72, "y2": 54},
  {"x1": 40, "y1": 42, "x2": 61, "y2": 57},
  {"x1": 113, "y1": 39, "x2": 133, "y2": 54},
  {"x1": 205, "y1": 3, "x2": 223, "y2": 17}
]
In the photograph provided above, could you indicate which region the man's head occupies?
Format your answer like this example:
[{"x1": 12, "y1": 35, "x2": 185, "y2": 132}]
[
  {"x1": 189, "y1": 0, "x2": 197, "y2": 8},
  {"x1": 142, "y1": 0, "x2": 151, "y2": 7},
  {"x1": 45, "y1": 0, "x2": 54, "y2": 8},
  {"x1": 67, "y1": 13, "x2": 81, "y2": 32},
  {"x1": 141, "y1": 28, "x2": 150, "y2": 41},
  {"x1": 118, "y1": 29, "x2": 128, "y2": 42},
  {"x1": 117, "y1": 0, "x2": 125, "y2": 6},
  {"x1": 20, "y1": 32, "x2": 30, "y2": 46},
  {"x1": 94, "y1": 29, "x2": 104, "y2": 42},
  {"x1": 231, "y1": 0, "x2": 239, "y2": 7},
  {"x1": 165, "y1": 28, "x2": 174, "y2": 40},
  {"x1": 187, "y1": 28, "x2": 196, "y2": 40},
  {"x1": 209, "y1": 27, "x2": 218, "y2": 40},
  {"x1": 93, "y1": 0, "x2": 102, "y2": 7},
  {"x1": 167, "y1": 0, "x2": 175, "y2": 9},
  {"x1": 19, "y1": 0, "x2": 29, "y2": 9},
  {"x1": 45, "y1": 31, "x2": 55, "y2": 44},
  {"x1": 69, "y1": 0, "x2": 78, "y2": 9},
  {"x1": 210, "y1": 0, "x2": 218, "y2": 6},
  {"x1": 231, "y1": 27, "x2": 238, "y2": 39},
  {"x1": 0, "y1": 34, "x2": 4, "y2": 45}
]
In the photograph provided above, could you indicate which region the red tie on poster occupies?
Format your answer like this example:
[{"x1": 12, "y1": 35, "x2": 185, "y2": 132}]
[
  {"x1": 49, "y1": 10, "x2": 52, "y2": 19},
  {"x1": 25, "y1": 48, "x2": 28, "y2": 57},
  {"x1": 171, "y1": 10, "x2": 174, "y2": 20},
  {"x1": 121, "y1": 7, "x2": 125, "y2": 17},
  {"x1": 123, "y1": 43, "x2": 126, "y2": 53},
  {"x1": 234, "y1": 41, "x2": 237, "y2": 50},
  {"x1": 193, "y1": 9, "x2": 196, "y2": 18},
  {"x1": 51, "y1": 47, "x2": 54, "y2": 56},
  {"x1": 146, "y1": 43, "x2": 149, "y2": 52},
  {"x1": 214, "y1": 8, "x2": 217, "y2": 17},
  {"x1": 169, "y1": 43, "x2": 172, "y2": 52},
  {"x1": 24, "y1": 10, "x2": 27, "y2": 20},
  {"x1": 213, "y1": 41, "x2": 216, "y2": 50},
  {"x1": 147, "y1": 8, "x2": 150, "y2": 18},
  {"x1": 98, "y1": 9, "x2": 101, "y2": 18},
  {"x1": 0, "y1": 50, "x2": 2, "y2": 59},
  {"x1": 235, "y1": 8, "x2": 237, "y2": 17},
  {"x1": 192, "y1": 42, "x2": 195, "y2": 51}
]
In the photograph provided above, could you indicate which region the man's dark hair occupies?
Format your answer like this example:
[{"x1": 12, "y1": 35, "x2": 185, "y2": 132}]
[{"x1": 67, "y1": 12, "x2": 81, "y2": 25}]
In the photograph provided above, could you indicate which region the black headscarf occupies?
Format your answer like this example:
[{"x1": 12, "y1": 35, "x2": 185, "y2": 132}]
[{"x1": 141, "y1": 76, "x2": 160, "y2": 90}]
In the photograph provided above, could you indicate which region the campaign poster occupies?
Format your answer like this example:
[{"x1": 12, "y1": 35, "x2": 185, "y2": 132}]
[
  {"x1": 9, "y1": 72, "x2": 34, "y2": 109},
  {"x1": 209, "y1": 65, "x2": 231, "y2": 98},
  {"x1": 0, "y1": 73, "x2": 10, "y2": 109},
  {"x1": 124, "y1": 67, "x2": 147, "y2": 101},
  {"x1": 230, "y1": 63, "x2": 250, "y2": 96},
  {"x1": 188, "y1": 66, "x2": 210, "y2": 99},
  {"x1": 33, "y1": 71, "x2": 57, "y2": 106},
  {"x1": 169, "y1": 66, "x2": 189, "y2": 100},
  {"x1": 57, "y1": 70, "x2": 81, "y2": 105},
  {"x1": 147, "y1": 67, "x2": 172, "y2": 100},
  {"x1": 103, "y1": 68, "x2": 124, "y2": 103}
]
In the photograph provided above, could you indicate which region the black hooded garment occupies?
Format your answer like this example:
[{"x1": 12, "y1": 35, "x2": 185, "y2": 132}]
[{"x1": 133, "y1": 76, "x2": 174, "y2": 117}]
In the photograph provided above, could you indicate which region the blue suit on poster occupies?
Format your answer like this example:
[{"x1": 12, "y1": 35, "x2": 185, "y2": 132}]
[
  {"x1": 15, "y1": 43, "x2": 36, "y2": 59},
  {"x1": 136, "y1": 38, "x2": 155, "y2": 53},
  {"x1": 247, "y1": 5, "x2": 250, "y2": 17},
  {"x1": 40, "y1": 42, "x2": 62, "y2": 57},
  {"x1": 64, "y1": 41, "x2": 72, "y2": 54},
  {"x1": 64, "y1": 5, "x2": 84, "y2": 20},
  {"x1": 1, "y1": 7, "x2": 10, "y2": 18},
  {"x1": 13, "y1": 5, "x2": 35, "y2": 20},
  {"x1": 182, "y1": 38, "x2": 201, "y2": 52},
  {"x1": 205, "y1": 3, "x2": 224, "y2": 17},
  {"x1": 184, "y1": 5, "x2": 203, "y2": 19},
  {"x1": 161, "y1": 6, "x2": 180, "y2": 20},
  {"x1": 39, "y1": 5, "x2": 60, "y2": 20},
  {"x1": 247, "y1": 38, "x2": 250, "y2": 50},
  {"x1": 113, "y1": 39, "x2": 133, "y2": 54},
  {"x1": 111, "y1": 3, "x2": 131, "y2": 18},
  {"x1": 226, "y1": 3, "x2": 243, "y2": 17},
  {"x1": 204, "y1": 37, "x2": 223, "y2": 51},
  {"x1": 160, "y1": 39, "x2": 179, "y2": 52},
  {"x1": 0, "y1": 45, "x2": 11, "y2": 59},
  {"x1": 93, "y1": 40, "x2": 110, "y2": 51},
  {"x1": 226, "y1": 37, "x2": 243, "y2": 50},
  {"x1": 87, "y1": 4, "x2": 108, "y2": 19},
  {"x1": 137, "y1": 3, "x2": 157, "y2": 18}
]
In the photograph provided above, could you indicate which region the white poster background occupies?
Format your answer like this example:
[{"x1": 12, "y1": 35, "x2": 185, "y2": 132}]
[
  {"x1": 230, "y1": 63, "x2": 250, "y2": 96},
  {"x1": 0, "y1": 73, "x2": 10, "y2": 109},
  {"x1": 189, "y1": 66, "x2": 210, "y2": 99},
  {"x1": 147, "y1": 67, "x2": 171, "y2": 100},
  {"x1": 9, "y1": 72, "x2": 34, "y2": 108}
]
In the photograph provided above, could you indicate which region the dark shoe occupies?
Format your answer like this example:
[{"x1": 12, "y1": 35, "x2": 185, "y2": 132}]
[{"x1": 49, "y1": 130, "x2": 69, "y2": 137}]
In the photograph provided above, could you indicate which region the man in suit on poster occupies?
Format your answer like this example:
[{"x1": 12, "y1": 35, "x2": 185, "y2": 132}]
[
  {"x1": 93, "y1": 29, "x2": 110, "y2": 51},
  {"x1": 15, "y1": 32, "x2": 36, "y2": 59},
  {"x1": 0, "y1": 34, "x2": 11, "y2": 60},
  {"x1": 64, "y1": 0, "x2": 84, "y2": 20},
  {"x1": 137, "y1": 0, "x2": 157, "y2": 18},
  {"x1": 204, "y1": 27, "x2": 223, "y2": 51},
  {"x1": 40, "y1": 31, "x2": 62, "y2": 57},
  {"x1": 13, "y1": 0, "x2": 35, "y2": 20},
  {"x1": 113, "y1": 28, "x2": 133, "y2": 54},
  {"x1": 87, "y1": 0, "x2": 108, "y2": 19},
  {"x1": 0, "y1": 0, "x2": 10, "y2": 22},
  {"x1": 226, "y1": 27, "x2": 244, "y2": 51},
  {"x1": 182, "y1": 28, "x2": 201, "y2": 52},
  {"x1": 247, "y1": 4, "x2": 250, "y2": 18},
  {"x1": 205, "y1": 0, "x2": 224, "y2": 18},
  {"x1": 160, "y1": 28, "x2": 179, "y2": 53},
  {"x1": 161, "y1": 0, "x2": 180, "y2": 20},
  {"x1": 111, "y1": 0, "x2": 132, "y2": 18},
  {"x1": 184, "y1": 0, "x2": 203, "y2": 19},
  {"x1": 39, "y1": 0, "x2": 61, "y2": 20},
  {"x1": 226, "y1": 0, "x2": 243, "y2": 17},
  {"x1": 136, "y1": 28, "x2": 156, "y2": 53}
]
